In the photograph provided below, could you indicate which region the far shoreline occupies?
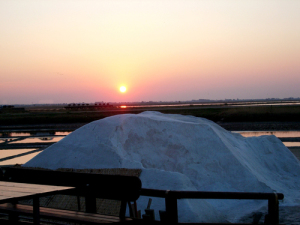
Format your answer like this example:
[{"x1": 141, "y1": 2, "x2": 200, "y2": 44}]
[{"x1": 1, "y1": 103, "x2": 300, "y2": 131}]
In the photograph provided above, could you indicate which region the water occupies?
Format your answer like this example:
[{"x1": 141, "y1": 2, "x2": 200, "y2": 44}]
[
  {"x1": 234, "y1": 131, "x2": 300, "y2": 147},
  {"x1": 0, "y1": 131, "x2": 71, "y2": 165},
  {"x1": 0, "y1": 131, "x2": 70, "y2": 137},
  {"x1": 0, "y1": 149, "x2": 41, "y2": 166},
  {"x1": 121, "y1": 101, "x2": 300, "y2": 108},
  {"x1": 236, "y1": 131, "x2": 300, "y2": 138},
  {"x1": 1, "y1": 130, "x2": 300, "y2": 166}
]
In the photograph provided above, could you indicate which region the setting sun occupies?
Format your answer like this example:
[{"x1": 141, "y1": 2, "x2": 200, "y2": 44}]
[{"x1": 119, "y1": 86, "x2": 127, "y2": 93}]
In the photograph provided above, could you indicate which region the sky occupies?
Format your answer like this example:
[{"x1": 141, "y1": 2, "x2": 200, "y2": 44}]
[{"x1": 1, "y1": 0, "x2": 300, "y2": 104}]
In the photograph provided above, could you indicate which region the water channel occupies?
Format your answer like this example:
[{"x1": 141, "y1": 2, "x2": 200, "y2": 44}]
[{"x1": 1, "y1": 130, "x2": 300, "y2": 166}]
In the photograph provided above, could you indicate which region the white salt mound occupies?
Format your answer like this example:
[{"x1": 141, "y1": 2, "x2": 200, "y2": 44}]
[{"x1": 24, "y1": 111, "x2": 300, "y2": 223}]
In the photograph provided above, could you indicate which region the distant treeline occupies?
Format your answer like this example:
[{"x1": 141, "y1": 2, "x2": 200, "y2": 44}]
[{"x1": 64, "y1": 103, "x2": 114, "y2": 110}]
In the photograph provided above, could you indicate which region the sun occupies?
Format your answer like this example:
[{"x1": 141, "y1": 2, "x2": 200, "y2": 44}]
[{"x1": 119, "y1": 86, "x2": 127, "y2": 93}]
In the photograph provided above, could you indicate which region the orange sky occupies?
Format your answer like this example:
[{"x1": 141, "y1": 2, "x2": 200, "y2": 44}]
[{"x1": 1, "y1": 0, "x2": 300, "y2": 104}]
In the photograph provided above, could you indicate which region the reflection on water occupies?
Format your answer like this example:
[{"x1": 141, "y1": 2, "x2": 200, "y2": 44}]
[
  {"x1": 11, "y1": 131, "x2": 68, "y2": 136},
  {"x1": 0, "y1": 137, "x2": 64, "y2": 144},
  {"x1": 1, "y1": 130, "x2": 299, "y2": 166},
  {"x1": 7, "y1": 137, "x2": 64, "y2": 144},
  {"x1": 0, "y1": 149, "x2": 41, "y2": 165},
  {"x1": 283, "y1": 142, "x2": 300, "y2": 147},
  {"x1": 55, "y1": 132, "x2": 71, "y2": 135},
  {"x1": 39, "y1": 137, "x2": 53, "y2": 141},
  {"x1": 0, "y1": 131, "x2": 70, "y2": 144},
  {"x1": 0, "y1": 131, "x2": 70, "y2": 165},
  {"x1": 236, "y1": 131, "x2": 300, "y2": 138},
  {"x1": 0, "y1": 131, "x2": 71, "y2": 137},
  {"x1": 234, "y1": 131, "x2": 300, "y2": 147},
  {"x1": 123, "y1": 102, "x2": 300, "y2": 108}
]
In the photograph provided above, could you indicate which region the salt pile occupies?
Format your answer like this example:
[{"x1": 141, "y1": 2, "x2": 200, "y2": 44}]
[{"x1": 24, "y1": 111, "x2": 300, "y2": 223}]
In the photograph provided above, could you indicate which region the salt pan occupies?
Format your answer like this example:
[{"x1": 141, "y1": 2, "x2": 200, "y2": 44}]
[{"x1": 24, "y1": 111, "x2": 300, "y2": 223}]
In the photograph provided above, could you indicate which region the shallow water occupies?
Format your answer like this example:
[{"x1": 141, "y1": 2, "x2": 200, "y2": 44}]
[
  {"x1": 0, "y1": 131, "x2": 69, "y2": 165},
  {"x1": 234, "y1": 131, "x2": 300, "y2": 147},
  {"x1": 236, "y1": 131, "x2": 300, "y2": 138},
  {"x1": 0, "y1": 131, "x2": 70, "y2": 137},
  {"x1": 3, "y1": 137, "x2": 64, "y2": 144},
  {"x1": 1, "y1": 130, "x2": 299, "y2": 166},
  {"x1": 0, "y1": 149, "x2": 41, "y2": 165}
]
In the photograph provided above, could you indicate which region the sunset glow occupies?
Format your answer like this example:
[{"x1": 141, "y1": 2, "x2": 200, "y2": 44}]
[
  {"x1": 120, "y1": 86, "x2": 127, "y2": 93},
  {"x1": 0, "y1": 1, "x2": 300, "y2": 104}
]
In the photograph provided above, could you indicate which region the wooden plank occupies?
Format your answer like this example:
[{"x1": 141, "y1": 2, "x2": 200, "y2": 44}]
[
  {"x1": 141, "y1": 188, "x2": 284, "y2": 200},
  {"x1": 2, "y1": 167, "x2": 142, "y2": 201},
  {"x1": 0, "y1": 186, "x2": 50, "y2": 195},
  {"x1": 0, "y1": 181, "x2": 72, "y2": 191},
  {"x1": 0, "y1": 203, "x2": 133, "y2": 224},
  {"x1": 0, "y1": 203, "x2": 286, "y2": 225},
  {"x1": 0, "y1": 181, "x2": 73, "y2": 203},
  {"x1": 0, "y1": 167, "x2": 142, "y2": 223}
]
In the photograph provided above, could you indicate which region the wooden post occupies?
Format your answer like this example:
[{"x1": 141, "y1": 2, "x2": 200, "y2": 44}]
[
  {"x1": 267, "y1": 193, "x2": 279, "y2": 225},
  {"x1": 133, "y1": 201, "x2": 138, "y2": 218},
  {"x1": 119, "y1": 200, "x2": 127, "y2": 219},
  {"x1": 127, "y1": 201, "x2": 138, "y2": 218},
  {"x1": 165, "y1": 191, "x2": 178, "y2": 223},
  {"x1": 8, "y1": 201, "x2": 18, "y2": 224},
  {"x1": 77, "y1": 195, "x2": 81, "y2": 211},
  {"x1": 84, "y1": 184, "x2": 97, "y2": 213},
  {"x1": 33, "y1": 197, "x2": 40, "y2": 225},
  {"x1": 85, "y1": 195, "x2": 97, "y2": 213},
  {"x1": 128, "y1": 202, "x2": 135, "y2": 218}
]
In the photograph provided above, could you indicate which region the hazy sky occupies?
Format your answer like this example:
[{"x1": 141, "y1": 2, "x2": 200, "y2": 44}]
[{"x1": 1, "y1": 0, "x2": 300, "y2": 104}]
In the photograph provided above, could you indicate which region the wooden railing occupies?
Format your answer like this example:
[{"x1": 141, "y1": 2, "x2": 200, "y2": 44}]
[
  {"x1": 140, "y1": 188, "x2": 284, "y2": 224},
  {"x1": 0, "y1": 167, "x2": 142, "y2": 217}
]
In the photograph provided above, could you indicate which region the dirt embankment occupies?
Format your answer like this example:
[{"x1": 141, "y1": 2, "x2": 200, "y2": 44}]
[
  {"x1": 1, "y1": 104, "x2": 300, "y2": 131},
  {"x1": 218, "y1": 122, "x2": 300, "y2": 131}
]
